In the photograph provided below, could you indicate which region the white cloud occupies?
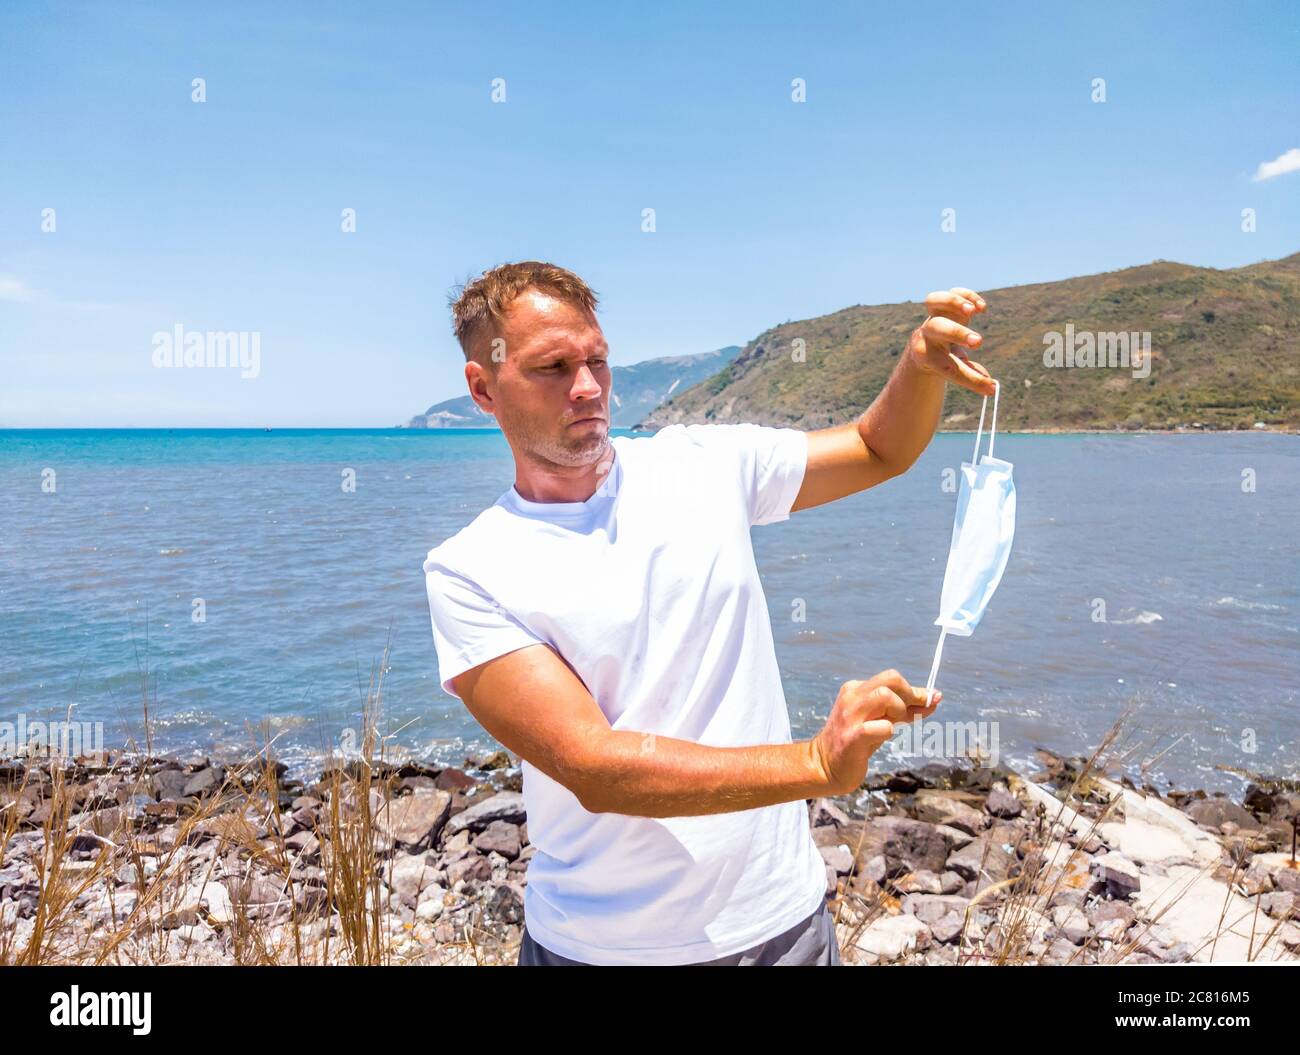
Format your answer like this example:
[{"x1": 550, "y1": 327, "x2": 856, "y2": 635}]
[
  {"x1": 0, "y1": 273, "x2": 109, "y2": 310},
  {"x1": 0, "y1": 275, "x2": 38, "y2": 302},
  {"x1": 1252, "y1": 147, "x2": 1300, "y2": 182}
]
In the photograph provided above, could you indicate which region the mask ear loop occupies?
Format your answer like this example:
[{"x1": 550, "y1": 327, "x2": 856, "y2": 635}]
[
  {"x1": 970, "y1": 395, "x2": 987, "y2": 466},
  {"x1": 970, "y1": 378, "x2": 1001, "y2": 464},
  {"x1": 924, "y1": 628, "x2": 947, "y2": 707},
  {"x1": 987, "y1": 378, "x2": 1000, "y2": 460}
]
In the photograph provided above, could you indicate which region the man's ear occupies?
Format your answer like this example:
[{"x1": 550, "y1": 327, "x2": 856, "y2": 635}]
[{"x1": 465, "y1": 358, "x2": 497, "y2": 416}]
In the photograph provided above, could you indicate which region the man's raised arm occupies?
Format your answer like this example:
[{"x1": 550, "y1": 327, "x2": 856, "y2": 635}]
[{"x1": 790, "y1": 287, "x2": 997, "y2": 514}]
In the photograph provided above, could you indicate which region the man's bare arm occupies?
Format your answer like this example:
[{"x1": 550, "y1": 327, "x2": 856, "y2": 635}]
[
  {"x1": 790, "y1": 287, "x2": 996, "y2": 514},
  {"x1": 450, "y1": 644, "x2": 930, "y2": 818}
]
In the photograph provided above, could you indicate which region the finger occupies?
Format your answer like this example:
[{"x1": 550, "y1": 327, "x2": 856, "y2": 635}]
[
  {"x1": 914, "y1": 689, "x2": 942, "y2": 715},
  {"x1": 921, "y1": 315, "x2": 982, "y2": 350},
  {"x1": 884, "y1": 672, "x2": 932, "y2": 712},
  {"x1": 945, "y1": 352, "x2": 998, "y2": 396},
  {"x1": 948, "y1": 287, "x2": 986, "y2": 312},
  {"x1": 913, "y1": 688, "x2": 942, "y2": 709},
  {"x1": 861, "y1": 719, "x2": 895, "y2": 744},
  {"x1": 868, "y1": 685, "x2": 910, "y2": 724},
  {"x1": 923, "y1": 291, "x2": 978, "y2": 321},
  {"x1": 874, "y1": 667, "x2": 920, "y2": 701}
]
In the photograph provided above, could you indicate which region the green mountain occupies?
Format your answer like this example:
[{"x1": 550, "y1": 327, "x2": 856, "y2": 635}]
[
  {"x1": 406, "y1": 346, "x2": 742, "y2": 429},
  {"x1": 636, "y1": 254, "x2": 1300, "y2": 432}
]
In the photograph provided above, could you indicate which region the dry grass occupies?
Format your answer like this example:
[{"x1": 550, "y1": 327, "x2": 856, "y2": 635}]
[
  {"x1": 831, "y1": 699, "x2": 1294, "y2": 965},
  {"x1": 0, "y1": 642, "x2": 520, "y2": 966}
]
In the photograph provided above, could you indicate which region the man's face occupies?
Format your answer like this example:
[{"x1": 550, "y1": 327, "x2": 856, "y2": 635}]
[{"x1": 475, "y1": 289, "x2": 612, "y2": 468}]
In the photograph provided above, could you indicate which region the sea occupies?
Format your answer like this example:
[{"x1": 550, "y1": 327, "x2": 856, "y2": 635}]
[{"x1": 2, "y1": 428, "x2": 1296, "y2": 795}]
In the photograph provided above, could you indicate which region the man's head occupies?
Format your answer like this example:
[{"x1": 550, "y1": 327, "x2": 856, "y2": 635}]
[{"x1": 450, "y1": 261, "x2": 611, "y2": 470}]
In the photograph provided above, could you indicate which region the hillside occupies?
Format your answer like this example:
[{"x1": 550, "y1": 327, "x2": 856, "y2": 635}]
[
  {"x1": 636, "y1": 254, "x2": 1300, "y2": 432},
  {"x1": 406, "y1": 346, "x2": 742, "y2": 429}
]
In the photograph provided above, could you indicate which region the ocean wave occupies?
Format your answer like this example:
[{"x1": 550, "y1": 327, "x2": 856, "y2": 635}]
[
  {"x1": 1213, "y1": 596, "x2": 1284, "y2": 612},
  {"x1": 1110, "y1": 610, "x2": 1163, "y2": 625}
]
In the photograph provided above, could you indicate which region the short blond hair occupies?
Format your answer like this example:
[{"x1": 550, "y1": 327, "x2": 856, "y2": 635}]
[{"x1": 449, "y1": 261, "x2": 600, "y2": 365}]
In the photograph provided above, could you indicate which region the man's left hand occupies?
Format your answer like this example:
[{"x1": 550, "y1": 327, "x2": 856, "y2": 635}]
[{"x1": 908, "y1": 287, "x2": 997, "y2": 397}]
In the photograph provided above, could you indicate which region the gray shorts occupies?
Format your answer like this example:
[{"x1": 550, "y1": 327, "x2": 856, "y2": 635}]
[{"x1": 517, "y1": 901, "x2": 841, "y2": 966}]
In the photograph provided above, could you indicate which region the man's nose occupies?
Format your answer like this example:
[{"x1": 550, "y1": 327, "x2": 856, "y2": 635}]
[{"x1": 570, "y1": 364, "x2": 602, "y2": 398}]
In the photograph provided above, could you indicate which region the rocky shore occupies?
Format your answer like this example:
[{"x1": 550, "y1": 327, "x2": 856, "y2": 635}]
[{"x1": 2, "y1": 748, "x2": 1297, "y2": 965}]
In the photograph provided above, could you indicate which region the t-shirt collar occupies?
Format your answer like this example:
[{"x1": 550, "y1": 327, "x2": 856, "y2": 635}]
[{"x1": 500, "y1": 440, "x2": 622, "y2": 519}]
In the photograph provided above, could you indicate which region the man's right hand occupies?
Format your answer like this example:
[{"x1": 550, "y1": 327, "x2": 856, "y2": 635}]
[{"x1": 810, "y1": 670, "x2": 939, "y2": 796}]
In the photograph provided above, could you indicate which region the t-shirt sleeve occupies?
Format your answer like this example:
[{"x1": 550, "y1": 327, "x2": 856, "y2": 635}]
[
  {"x1": 424, "y1": 561, "x2": 548, "y2": 699},
  {"x1": 679, "y1": 422, "x2": 809, "y2": 526}
]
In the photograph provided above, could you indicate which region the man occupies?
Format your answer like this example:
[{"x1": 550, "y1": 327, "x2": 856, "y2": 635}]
[{"x1": 423, "y1": 261, "x2": 994, "y2": 966}]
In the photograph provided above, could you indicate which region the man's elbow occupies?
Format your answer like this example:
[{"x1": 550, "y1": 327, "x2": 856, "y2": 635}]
[
  {"x1": 552, "y1": 744, "x2": 617, "y2": 814},
  {"x1": 867, "y1": 445, "x2": 912, "y2": 483}
]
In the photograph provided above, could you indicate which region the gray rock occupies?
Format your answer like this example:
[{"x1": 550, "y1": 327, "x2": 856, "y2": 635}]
[
  {"x1": 893, "y1": 869, "x2": 944, "y2": 894},
  {"x1": 1067, "y1": 833, "x2": 1105, "y2": 854},
  {"x1": 810, "y1": 798, "x2": 851, "y2": 828},
  {"x1": 938, "y1": 870, "x2": 966, "y2": 894},
  {"x1": 1261, "y1": 891, "x2": 1299, "y2": 920},
  {"x1": 446, "y1": 852, "x2": 492, "y2": 887},
  {"x1": 903, "y1": 893, "x2": 970, "y2": 925},
  {"x1": 1184, "y1": 798, "x2": 1260, "y2": 831},
  {"x1": 1051, "y1": 905, "x2": 1091, "y2": 945},
  {"x1": 933, "y1": 824, "x2": 976, "y2": 850},
  {"x1": 1089, "y1": 899, "x2": 1136, "y2": 925},
  {"x1": 930, "y1": 911, "x2": 965, "y2": 944},
  {"x1": 376, "y1": 789, "x2": 453, "y2": 851},
  {"x1": 1049, "y1": 889, "x2": 1089, "y2": 911},
  {"x1": 472, "y1": 820, "x2": 521, "y2": 860},
  {"x1": 1042, "y1": 937, "x2": 1078, "y2": 965},
  {"x1": 819, "y1": 843, "x2": 855, "y2": 875},
  {"x1": 1241, "y1": 860, "x2": 1274, "y2": 896},
  {"x1": 872, "y1": 816, "x2": 953, "y2": 875},
  {"x1": 284, "y1": 830, "x2": 320, "y2": 856},
  {"x1": 151, "y1": 768, "x2": 191, "y2": 802},
  {"x1": 444, "y1": 791, "x2": 526, "y2": 836},
  {"x1": 415, "y1": 885, "x2": 447, "y2": 921},
  {"x1": 946, "y1": 834, "x2": 1017, "y2": 886},
  {"x1": 160, "y1": 906, "x2": 200, "y2": 929},
  {"x1": 483, "y1": 882, "x2": 525, "y2": 924},
  {"x1": 863, "y1": 854, "x2": 888, "y2": 885},
  {"x1": 387, "y1": 854, "x2": 438, "y2": 906},
  {"x1": 854, "y1": 913, "x2": 932, "y2": 960},
  {"x1": 1090, "y1": 851, "x2": 1141, "y2": 899},
  {"x1": 914, "y1": 791, "x2": 988, "y2": 835},
  {"x1": 986, "y1": 786, "x2": 1023, "y2": 818},
  {"x1": 1095, "y1": 917, "x2": 1129, "y2": 942},
  {"x1": 441, "y1": 828, "x2": 471, "y2": 854},
  {"x1": 1274, "y1": 867, "x2": 1300, "y2": 894},
  {"x1": 183, "y1": 766, "x2": 225, "y2": 798}
]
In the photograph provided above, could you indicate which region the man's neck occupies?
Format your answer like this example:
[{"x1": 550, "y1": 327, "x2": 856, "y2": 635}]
[{"x1": 512, "y1": 446, "x2": 615, "y2": 504}]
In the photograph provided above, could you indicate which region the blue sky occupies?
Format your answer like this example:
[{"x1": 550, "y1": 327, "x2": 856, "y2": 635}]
[{"x1": 2, "y1": 0, "x2": 1297, "y2": 427}]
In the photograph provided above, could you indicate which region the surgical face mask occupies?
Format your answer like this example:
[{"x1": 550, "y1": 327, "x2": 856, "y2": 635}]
[{"x1": 924, "y1": 380, "x2": 1016, "y2": 703}]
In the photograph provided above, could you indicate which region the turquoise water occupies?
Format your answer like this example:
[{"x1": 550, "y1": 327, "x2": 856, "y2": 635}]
[{"x1": 2, "y1": 428, "x2": 1296, "y2": 793}]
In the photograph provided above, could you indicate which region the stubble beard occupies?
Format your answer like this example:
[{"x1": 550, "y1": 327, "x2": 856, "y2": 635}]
[{"x1": 506, "y1": 408, "x2": 611, "y2": 470}]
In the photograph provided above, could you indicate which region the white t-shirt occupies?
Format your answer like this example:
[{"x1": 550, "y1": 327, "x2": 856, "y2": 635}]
[{"x1": 422, "y1": 422, "x2": 828, "y2": 965}]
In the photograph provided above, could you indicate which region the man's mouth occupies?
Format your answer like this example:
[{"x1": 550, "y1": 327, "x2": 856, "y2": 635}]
[{"x1": 568, "y1": 415, "x2": 605, "y2": 426}]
